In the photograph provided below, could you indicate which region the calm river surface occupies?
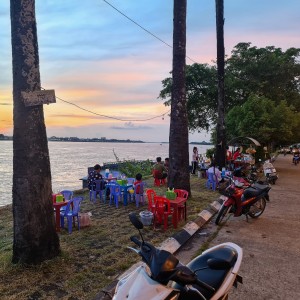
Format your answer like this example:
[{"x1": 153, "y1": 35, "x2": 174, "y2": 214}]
[{"x1": 0, "y1": 141, "x2": 211, "y2": 207}]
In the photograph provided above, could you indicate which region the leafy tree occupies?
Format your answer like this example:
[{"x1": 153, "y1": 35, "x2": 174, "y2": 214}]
[
  {"x1": 226, "y1": 95, "x2": 299, "y2": 148},
  {"x1": 159, "y1": 43, "x2": 300, "y2": 135},
  {"x1": 226, "y1": 43, "x2": 300, "y2": 110},
  {"x1": 168, "y1": 0, "x2": 190, "y2": 194},
  {"x1": 159, "y1": 63, "x2": 218, "y2": 132},
  {"x1": 11, "y1": 0, "x2": 60, "y2": 264}
]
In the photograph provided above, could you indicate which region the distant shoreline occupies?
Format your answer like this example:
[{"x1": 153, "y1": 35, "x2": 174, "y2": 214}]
[{"x1": 0, "y1": 134, "x2": 212, "y2": 145}]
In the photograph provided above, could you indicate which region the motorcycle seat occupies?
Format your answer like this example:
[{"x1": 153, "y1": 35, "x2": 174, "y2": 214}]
[
  {"x1": 172, "y1": 246, "x2": 238, "y2": 299},
  {"x1": 243, "y1": 185, "x2": 269, "y2": 200}
]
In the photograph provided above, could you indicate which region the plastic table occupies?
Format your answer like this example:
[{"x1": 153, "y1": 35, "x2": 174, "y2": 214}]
[
  {"x1": 169, "y1": 197, "x2": 187, "y2": 228},
  {"x1": 53, "y1": 200, "x2": 69, "y2": 232}
]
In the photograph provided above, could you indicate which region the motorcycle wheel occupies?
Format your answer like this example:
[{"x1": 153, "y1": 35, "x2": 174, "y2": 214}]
[
  {"x1": 215, "y1": 205, "x2": 232, "y2": 225},
  {"x1": 248, "y1": 197, "x2": 266, "y2": 218}
]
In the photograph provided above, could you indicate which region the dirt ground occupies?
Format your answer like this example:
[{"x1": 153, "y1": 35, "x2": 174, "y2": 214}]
[{"x1": 176, "y1": 154, "x2": 300, "y2": 299}]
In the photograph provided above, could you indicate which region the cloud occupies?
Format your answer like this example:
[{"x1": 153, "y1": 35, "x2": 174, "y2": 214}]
[{"x1": 111, "y1": 122, "x2": 151, "y2": 130}]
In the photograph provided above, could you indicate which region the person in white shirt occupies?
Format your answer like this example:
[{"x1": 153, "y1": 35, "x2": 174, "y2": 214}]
[{"x1": 207, "y1": 163, "x2": 222, "y2": 182}]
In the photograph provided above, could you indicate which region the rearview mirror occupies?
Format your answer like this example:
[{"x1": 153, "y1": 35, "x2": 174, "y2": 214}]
[{"x1": 129, "y1": 212, "x2": 143, "y2": 230}]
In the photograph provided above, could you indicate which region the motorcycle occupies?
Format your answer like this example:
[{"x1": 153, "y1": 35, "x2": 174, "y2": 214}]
[
  {"x1": 232, "y1": 165, "x2": 258, "y2": 185},
  {"x1": 263, "y1": 160, "x2": 278, "y2": 184},
  {"x1": 112, "y1": 212, "x2": 243, "y2": 300},
  {"x1": 215, "y1": 176, "x2": 271, "y2": 225}
]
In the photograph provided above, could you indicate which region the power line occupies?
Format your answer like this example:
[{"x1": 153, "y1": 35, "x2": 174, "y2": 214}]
[
  {"x1": 41, "y1": 87, "x2": 170, "y2": 122},
  {"x1": 103, "y1": 0, "x2": 197, "y2": 64}
]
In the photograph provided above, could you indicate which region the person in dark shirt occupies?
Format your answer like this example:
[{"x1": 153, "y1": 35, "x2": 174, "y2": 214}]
[
  {"x1": 164, "y1": 158, "x2": 169, "y2": 173},
  {"x1": 88, "y1": 164, "x2": 108, "y2": 198}
]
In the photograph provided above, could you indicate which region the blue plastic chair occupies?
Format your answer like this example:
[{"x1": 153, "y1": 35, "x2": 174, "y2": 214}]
[
  {"x1": 60, "y1": 196, "x2": 83, "y2": 234},
  {"x1": 89, "y1": 179, "x2": 106, "y2": 203},
  {"x1": 108, "y1": 183, "x2": 122, "y2": 208},
  {"x1": 127, "y1": 178, "x2": 135, "y2": 185},
  {"x1": 60, "y1": 190, "x2": 73, "y2": 200},
  {"x1": 206, "y1": 172, "x2": 218, "y2": 191},
  {"x1": 134, "y1": 182, "x2": 145, "y2": 208},
  {"x1": 59, "y1": 190, "x2": 73, "y2": 213}
]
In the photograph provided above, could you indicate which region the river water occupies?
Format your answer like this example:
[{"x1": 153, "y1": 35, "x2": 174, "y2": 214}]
[{"x1": 0, "y1": 141, "x2": 211, "y2": 207}]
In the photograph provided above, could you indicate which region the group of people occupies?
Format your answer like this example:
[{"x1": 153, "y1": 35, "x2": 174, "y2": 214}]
[
  {"x1": 87, "y1": 164, "x2": 144, "y2": 199},
  {"x1": 152, "y1": 156, "x2": 169, "y2": 180},
  {"x1": 190, "y1": 145, "x2": 245, "y2": 182}
]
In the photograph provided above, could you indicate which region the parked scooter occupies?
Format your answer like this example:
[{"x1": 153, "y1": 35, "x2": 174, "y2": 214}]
[
  {"x1": 263, "y1": 160, "x2": 278, "y2": 184},
  {"x1": 215, "y1": 176, "x2": 271, "y2": 225},
  {"x1": 112, "y1": 213, "x2": 243, "y2": 300}
]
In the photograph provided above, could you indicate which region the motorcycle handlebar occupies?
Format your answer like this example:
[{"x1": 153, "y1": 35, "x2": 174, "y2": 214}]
[
  {"x1": 130, "y1": 236, "x2": 142, "y2": 247},
  {"x1": 174, "y1": 269, "x2": 215, "y2": 293}
]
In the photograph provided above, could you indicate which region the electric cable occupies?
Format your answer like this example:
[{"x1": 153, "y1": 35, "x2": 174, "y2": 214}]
[
  {"x1": 41, "y1": 87, "x2": 170, "y2": 122},
  {"x1": 103, "y1": 0, "x2": 197, "y2": 64}
]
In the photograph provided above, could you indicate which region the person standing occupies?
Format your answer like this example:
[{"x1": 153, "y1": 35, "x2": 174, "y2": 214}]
[
  {"x1": 164, "y1": 158, "x2": 169, "y2": 173},
  {"x1": 207, "y1": 162, "x2": 222, "y2": 182},
  {"x1": 191, "y1": 146, "x2": 199, "y2": 174},
  {"x1": 226, "y1": 146, "x2": 233, "y2": 170}
]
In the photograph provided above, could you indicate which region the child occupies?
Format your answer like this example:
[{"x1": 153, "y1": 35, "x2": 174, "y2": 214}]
[{"x1": 134, "y1": 173, "x2": 143, "y2": 194}]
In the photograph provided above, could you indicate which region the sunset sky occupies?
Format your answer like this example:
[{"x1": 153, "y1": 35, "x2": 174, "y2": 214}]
[{"x1": 1, "y1": 0, "x2": 299, "y2": 142}]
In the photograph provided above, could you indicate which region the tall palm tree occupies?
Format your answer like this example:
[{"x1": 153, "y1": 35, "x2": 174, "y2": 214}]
[
  {"x1": 215, "y1": 0, "x2": 226, "y2": 168},
  {"x1": 168, "y1": 0, "x2": 191, "y2": 194},
  {"x1": 10, "y1": 0, "x2": 60, "y2": 264}
]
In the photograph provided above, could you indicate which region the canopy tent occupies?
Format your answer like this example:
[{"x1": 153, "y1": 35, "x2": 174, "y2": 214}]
[{"x1": 228, "y1": 136, "x2": 261, "y2": 147}]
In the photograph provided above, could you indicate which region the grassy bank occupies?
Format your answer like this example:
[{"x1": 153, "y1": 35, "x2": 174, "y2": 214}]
[{"x1": 0, "y1": 175, "x2": 219, "y2": 300}]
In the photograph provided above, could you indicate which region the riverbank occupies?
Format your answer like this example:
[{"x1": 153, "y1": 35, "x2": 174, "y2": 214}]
[{"x1": 0, "y1": 142, "x2": 212, "y2": 207}]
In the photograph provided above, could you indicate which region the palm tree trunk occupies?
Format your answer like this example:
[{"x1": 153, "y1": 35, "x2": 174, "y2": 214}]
[
  {"x1": 215, "y1": 0, "x2": 226, "y2": 168},
  {"x1": 10, "y1": 0, "x2": 60, "y2": 264},
  {"x1": 168, "y1": 0, "x2": 191, "y2": 194}
]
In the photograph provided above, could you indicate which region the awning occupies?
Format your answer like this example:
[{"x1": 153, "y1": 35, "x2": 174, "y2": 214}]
[{"x1": 228, "y1": 136, "x2": 261, "y2": 147}]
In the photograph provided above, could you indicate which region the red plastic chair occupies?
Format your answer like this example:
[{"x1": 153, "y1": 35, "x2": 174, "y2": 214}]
[
  {"x1": 174, "y1": 189, "x2": 189, "y2": 222},
  {"x1": 146, "y1": 189, "x2": 157, "y2": 213},
  {"x1": 153, "y1": 196, "x2": 174, "y2": 231}
]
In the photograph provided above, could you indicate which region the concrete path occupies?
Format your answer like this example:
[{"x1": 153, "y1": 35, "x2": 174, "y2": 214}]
[{"x1": 208, "y1": 154, "x2": 300, "y2": 299}]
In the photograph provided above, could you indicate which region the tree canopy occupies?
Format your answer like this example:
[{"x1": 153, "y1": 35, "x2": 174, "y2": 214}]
[
  {"x1": 226, "y1": 96, "x2": 300, "y2": 147},
  {"x1": 159, "y1": 43, "x2": 300, "y2": 145}
]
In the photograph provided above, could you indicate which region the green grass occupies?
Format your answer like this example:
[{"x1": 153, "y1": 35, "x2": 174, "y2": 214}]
[{"x1": 0, "y1": 175, "x2": 219, "y2": 299}]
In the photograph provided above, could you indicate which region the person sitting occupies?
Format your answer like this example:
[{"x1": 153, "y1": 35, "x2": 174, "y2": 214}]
[
  {"x1": 153, "y1": 157, "x2": 168, "y2": 179},
  {"x1": 88, "y1": 164, "x2": 109, "y2": 199},
  {"x1": 233, "y1": 147, "x2": 242, "y2": 161}
]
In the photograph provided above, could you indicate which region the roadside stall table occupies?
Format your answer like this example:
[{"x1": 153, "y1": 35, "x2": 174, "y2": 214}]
[{"x1": 53, "y1": 200, "x2": 69, "y2": 232}]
